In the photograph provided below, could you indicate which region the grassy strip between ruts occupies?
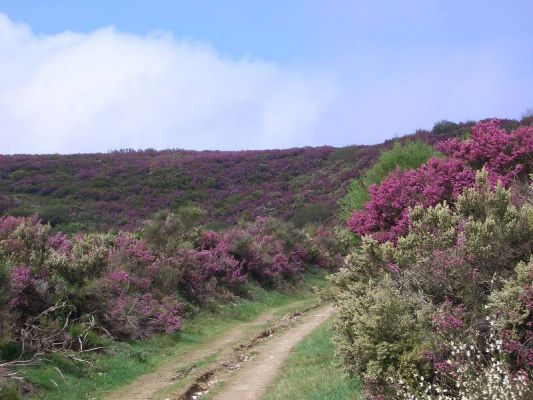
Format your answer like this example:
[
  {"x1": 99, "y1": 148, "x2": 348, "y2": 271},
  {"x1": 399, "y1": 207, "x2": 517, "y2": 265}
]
[
  {"x1": 262, "y1": 319, "x2": 363, "y2": 400},
  {"x1": 6, "y1": 269, "x2": 328, "y2": 400}
]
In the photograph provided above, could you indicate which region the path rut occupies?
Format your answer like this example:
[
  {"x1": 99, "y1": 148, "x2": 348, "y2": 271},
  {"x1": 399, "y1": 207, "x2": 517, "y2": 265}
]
[
  {"x1": 208, "y1": 304, "x2": 334, "y2": 400},
  {"x1": 106, "y1": 301, "x2": 331, "y2": 400}
]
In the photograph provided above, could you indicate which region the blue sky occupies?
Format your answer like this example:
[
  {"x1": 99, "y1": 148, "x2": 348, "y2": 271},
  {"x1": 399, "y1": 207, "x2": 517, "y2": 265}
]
[{"x1": 0, "y1": 1, "x2": 531, "y2": 153}]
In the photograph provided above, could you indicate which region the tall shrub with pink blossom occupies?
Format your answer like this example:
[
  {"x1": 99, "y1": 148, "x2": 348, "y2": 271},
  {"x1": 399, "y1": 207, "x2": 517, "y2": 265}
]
[
  {"x1": 437, "y1": 119, "x2": 533, "y2": 186},
  {"x1": 347, "y1": 158, "x2": 475, "y2": 243},
  {"x1": 332, "y1": 167, "x2": 533, "y2": 396},
  {"x1": 347, "y1": 120, "x2": 532, "y2": 244}
]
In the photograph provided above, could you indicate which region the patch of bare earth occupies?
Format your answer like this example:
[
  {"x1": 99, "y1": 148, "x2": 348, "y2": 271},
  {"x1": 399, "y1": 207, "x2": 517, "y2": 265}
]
[
  {"x1": 106, "y1": 301, "x2": 331, "y2": 400},
  {"x1": 202, "y1": 304, "x2": 334, "y2": 400}
]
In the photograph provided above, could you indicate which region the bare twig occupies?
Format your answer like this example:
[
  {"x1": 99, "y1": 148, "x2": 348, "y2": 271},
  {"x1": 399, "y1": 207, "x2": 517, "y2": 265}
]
[
  {"x1": 0, "y1": 352, "x2": 44, "y2": 368},
  {"x1": 78, "y1": 346, "x2": 107, "y2": 353},
  {"x1": 67, "y1": 355, "x2": 92, "y2": 365}
]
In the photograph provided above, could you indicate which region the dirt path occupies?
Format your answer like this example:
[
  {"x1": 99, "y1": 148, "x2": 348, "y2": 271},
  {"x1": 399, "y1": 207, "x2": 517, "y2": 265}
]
[
  {"x1": 105, "y1": 300, "x2": 322, "y2": 400},
  {"x1": 208, "y1": 304, "x2": 334, "y2": 400}
]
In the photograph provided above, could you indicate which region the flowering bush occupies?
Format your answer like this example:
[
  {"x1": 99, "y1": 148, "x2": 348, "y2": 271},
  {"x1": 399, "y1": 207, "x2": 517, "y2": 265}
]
[
  {"x1": 339, "y1": 140, "x2": 437, "y2": 221},
  {"x1": 437, "y1": 119, "x2": 533, "y2": 186},
  {"x1": 306, "y1": 225, "x2": 345, "y2": 269},
  {"x1": 221, "y1": 218, "x2": 307, "y2": 285},
  {"x1": 432, "y1": 299, "x2": 466, "y2": 336},
  {"x1": 0, "y1": 216, "x2": 51, "y2": 273},
  {"x1": 8, "y1": 265, "x2": 34, "y2": 309},
  {"x1": 335, "y1": 122, "x2": 532, "y2": 398},
  {"x1": 392, "y1": 328, "x2": 531, "y2": 399},
  {"x1": 48, "y1": 233, "x2": 110, "y2": 286},
  {"x1": 103, "y1": 293, "x2": 182, "y2": 339},
  {"x1": 347, "y1": 158, "x2": 475, "y2": 243},
  {"x1": 0, "y1": 215, "x2": 186, "y2": 346},
  {"x1": 331, "y1": 171, "x2": 533, "y2": 396},
  {"x1": 348, "y1": 120, "x2": 533, "y2": 244},
  {"x1": 0, "y1": 207, "x2": 338, "y2": 357},
  {"x1": 489, "y1": 257, "x2": 533, "y2": 370},
  {"x1": 0, "y1": 257, "x2": 9, "y2": 350},
  {"x1": 143, "y1": 207, "x2": 205, "y2": 253}
]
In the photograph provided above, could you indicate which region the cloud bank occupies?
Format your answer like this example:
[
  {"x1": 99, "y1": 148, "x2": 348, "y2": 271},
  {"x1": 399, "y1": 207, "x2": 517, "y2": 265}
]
[
  {"x1": 0, "y1": 12, "x2": 531, "y2": 154},
  {"x1": 0, "y1": 14, "x2": 338, "y2": 153}
]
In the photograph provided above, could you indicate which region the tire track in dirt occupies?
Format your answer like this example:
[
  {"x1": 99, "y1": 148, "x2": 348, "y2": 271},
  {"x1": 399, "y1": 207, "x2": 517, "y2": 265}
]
[
  {"x1": 105, "y1": 300, "x2": 319, "y2": 400},
  {"x1": 204, "y1": 304, "x2": 334, "y2": 400}
]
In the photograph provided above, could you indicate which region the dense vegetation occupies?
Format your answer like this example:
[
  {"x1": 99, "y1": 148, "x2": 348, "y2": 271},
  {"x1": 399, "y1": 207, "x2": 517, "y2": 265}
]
[
  {"x1": 2, "y1": 118, "x2": 517, "y2": 233},
  {"x1": 338, "y1": 140, "x2": 438, "y2": 222},
  {"x1": 0, "y1": 212, "x2": 340, "y2": 348},
  {"x1": 1, "y1": 116, "x2": 531, "y2": 399},
  {"x1": 330, "y1": 119, "x2": 533, "y2": 398},
  {"x1": 0, "y1": 208, "x2": 341, "y2": 398}
]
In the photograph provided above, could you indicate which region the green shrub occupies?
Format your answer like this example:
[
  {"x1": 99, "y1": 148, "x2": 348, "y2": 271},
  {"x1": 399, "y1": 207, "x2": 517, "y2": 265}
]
[
  {"x1": 49, "y1": 234, "x2": 109, "y2": 286},
  {"x1": 13, "y1": 219, "x2": 51, "y2": 272},
  {"x1": 395, "y1": 173, "x2": 532, "y2": 308},
  {"x1": 330, "y1": 172, "x2": 533, "y2": 395},
  {"x1": 331, "y1": 274, "x2": 434, "y2": 385},
  {"x1": 291, "y1": 203, "x2": 332, "y2": 228},
  {"x1": 490, "y1": 257, "x2": 533, "y2": 331},
  {"x1": 0, "y1": 249, "x2": 9, "y2": 350},
  {"x1": 143, "y1": 206, "x2": 205, "y2": 253},
  {"x1": 488, "y1": 257, "x2": 533, "y2": 370},
  {"x1": 39, "y1": 203, "x2": 70, "y2": 226},
  {"x1": 339, "y1": 140, "x2": 437, "y2": 221},
  {"x1": 432, "y1": 120, "x2": 459, "y2": 136}
]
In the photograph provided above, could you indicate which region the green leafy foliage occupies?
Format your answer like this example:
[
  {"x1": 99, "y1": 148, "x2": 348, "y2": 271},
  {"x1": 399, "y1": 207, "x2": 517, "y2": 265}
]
[
  {"x1": 143, "y1": 206, "x2": 206, "y2": 253},
  {"x1": 330, "y1": 171, "x2": 533, "y2": 396},
  {"x1": 331, "y1": 274, "x2": 433, "y2": 382},
  {"x1": 339, "y1": 140, "x2": 438, "y2": 221}
]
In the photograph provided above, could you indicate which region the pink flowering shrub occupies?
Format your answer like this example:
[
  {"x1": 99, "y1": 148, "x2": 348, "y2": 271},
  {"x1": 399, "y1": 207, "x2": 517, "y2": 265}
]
[
  {"x1": 307, "y1": 226, "x2": 344, "y2": 269},
  {"x1": 437, "y1": 119, "x2": 533, "y2": 186},
  {"x1": 0, "y1": 208, "x2": 337, "y2": 357},
  {"x1": 48, "y1": 232, "x2": 73, "y2": 253},
  {"x1": 432, "y1": 299, "x2": 466, "y2": 336},
  {"x1": 103, "y1": 293, "x2": 182, "y2": 339},
  {"x1": 331, "y1": 171, "x2": 533, "y2": 396},
  {"x1": 348, "y1": 120, "x2": 532, "y2": 244},
  {"x1": 221, "y1": 217, "x2": 316, "y2": 285},
  {"x1": 348, "y1": 158, "x2": 475, "y2": 243},
  {"x1": 8, "y1": 265, "x2": 34, "y2": 309},
  {"x1": 112, "y1": 232, "x2": 155, "y2": 265},
  {"x1": 194, "y1": 247, "x2": 244, "y2": 285},
  {"x1": 0, "y1": 217, "x2": 63, "y2": 327},
  {"x1": 200, "y1": 230, "x2": 221, "y2": 250},
  {"x1": 0, "y1": 215, "x2": 186, "y2": 345}
]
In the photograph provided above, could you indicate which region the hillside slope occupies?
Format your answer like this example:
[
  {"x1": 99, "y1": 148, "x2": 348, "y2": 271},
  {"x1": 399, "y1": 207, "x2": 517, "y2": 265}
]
[{"x1": 0, "y1": 119, "x2": 524, "y2": 232}]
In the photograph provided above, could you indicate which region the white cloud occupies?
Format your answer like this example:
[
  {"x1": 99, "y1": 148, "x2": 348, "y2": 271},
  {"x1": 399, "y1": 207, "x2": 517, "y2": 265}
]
[
  {"x1": 0, "y1": 14, "x2": 338, "y2": 153},
  {"x1": 0, "y1": 12, "x2": 530, "y2": 154}
]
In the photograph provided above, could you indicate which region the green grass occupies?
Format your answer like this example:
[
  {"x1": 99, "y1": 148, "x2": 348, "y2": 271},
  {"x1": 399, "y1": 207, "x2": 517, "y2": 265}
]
[
  {"x1": 263, "y1": 320, "x2": 363, "y2": 400},
  {"x1": 13, "y1": 270, "x2": 328, "y2": 400}
]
